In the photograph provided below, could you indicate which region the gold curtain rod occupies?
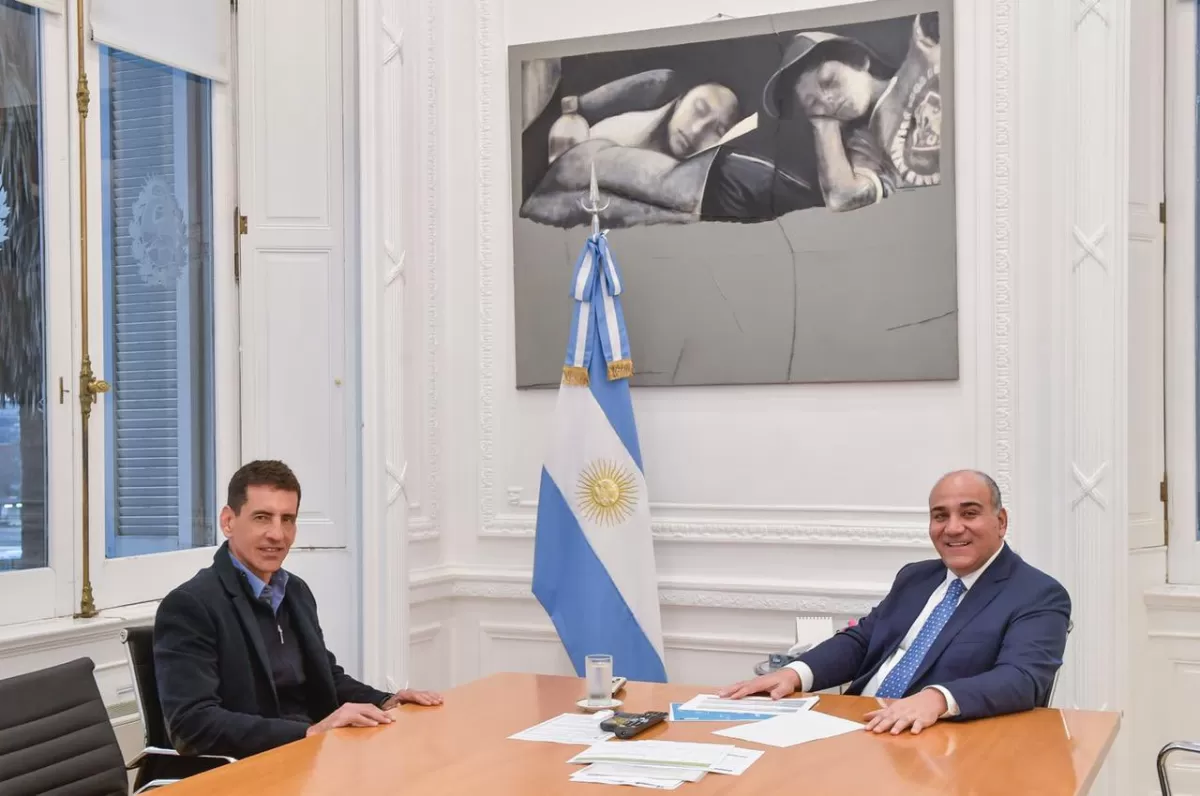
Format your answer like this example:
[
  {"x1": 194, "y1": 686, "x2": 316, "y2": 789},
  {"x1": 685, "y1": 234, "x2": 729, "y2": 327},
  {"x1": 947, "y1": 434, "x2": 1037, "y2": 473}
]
[{"x1": 74, "y1": 0, "x2": 109, "y2": 618}]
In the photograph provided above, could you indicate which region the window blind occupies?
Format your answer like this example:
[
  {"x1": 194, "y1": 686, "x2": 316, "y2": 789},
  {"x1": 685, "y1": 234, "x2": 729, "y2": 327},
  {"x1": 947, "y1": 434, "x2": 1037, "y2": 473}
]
[
  {"x1": 107, "y1": 53, "x2": 180, "y2": 538},
  {"x1": 91, "y1": 0, "x2": 229, "y2": 82},
  {"x1": 12, "y1": 0, "x2": 62, "y2": 14}
]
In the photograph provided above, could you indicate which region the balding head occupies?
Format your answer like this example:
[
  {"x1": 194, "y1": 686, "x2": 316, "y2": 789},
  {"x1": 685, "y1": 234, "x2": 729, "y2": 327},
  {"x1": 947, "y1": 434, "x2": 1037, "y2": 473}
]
[
  {"x1": 928, "y1": 470, "x2": 1008, "y2": 577},
  {"x1": 931, "y1": 470, "x2": 1002, "y2": 513}
]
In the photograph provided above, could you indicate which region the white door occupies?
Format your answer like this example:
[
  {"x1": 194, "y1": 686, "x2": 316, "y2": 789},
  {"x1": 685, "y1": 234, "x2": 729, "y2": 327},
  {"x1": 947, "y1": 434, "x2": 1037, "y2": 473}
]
[{"x1": 1129, "y1": 0, "x2": 1167, "y2": 552}]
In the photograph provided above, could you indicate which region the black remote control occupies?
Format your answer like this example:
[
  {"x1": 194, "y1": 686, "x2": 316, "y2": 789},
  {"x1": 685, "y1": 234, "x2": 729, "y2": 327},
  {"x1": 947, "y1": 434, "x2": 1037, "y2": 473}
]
[{"x1": 599, "y1": 710, "x2": 668, "y2": 739}]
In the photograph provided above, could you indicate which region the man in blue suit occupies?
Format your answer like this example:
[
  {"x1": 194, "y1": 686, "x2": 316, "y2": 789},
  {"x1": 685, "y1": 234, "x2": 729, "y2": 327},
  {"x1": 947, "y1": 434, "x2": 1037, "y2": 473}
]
[{"x1": 719, "y1": 470, "x2": 1070, "y2": 735}]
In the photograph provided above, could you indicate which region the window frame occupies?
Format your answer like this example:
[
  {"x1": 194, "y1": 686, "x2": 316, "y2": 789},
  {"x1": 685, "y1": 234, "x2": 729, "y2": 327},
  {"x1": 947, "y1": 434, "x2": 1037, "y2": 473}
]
[
  {"x1": 1165, "y1": 0, "x2": 1200, "y2": 584},
  {"x1": 0, "y1": 1, "x2": 240, "y2": 629},
  {"x1": 0, "y1": 3, "x2": 78, "y2": 626},
  {"x1": 82, "y1": 35, "x2": 240, "y2": 610}
]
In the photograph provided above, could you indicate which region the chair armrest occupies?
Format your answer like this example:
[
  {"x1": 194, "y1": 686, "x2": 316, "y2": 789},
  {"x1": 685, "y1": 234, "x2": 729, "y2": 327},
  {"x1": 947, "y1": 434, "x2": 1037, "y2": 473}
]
[
  {"x1": 1157, "y1": 741, "x2": 1200, "y2": 796},
  {"x1": 127, "y1": 746, "x2": 237, "y2": 769},
  {"x1": 133, "y1": 780, "x2": 180, "y2": 794}
]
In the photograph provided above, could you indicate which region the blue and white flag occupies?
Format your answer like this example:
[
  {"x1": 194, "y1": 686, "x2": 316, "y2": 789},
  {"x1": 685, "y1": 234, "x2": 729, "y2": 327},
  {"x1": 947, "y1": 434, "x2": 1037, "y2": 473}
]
[{"x1": 532, "y1": 232, "x2": 667, "y2": 683}]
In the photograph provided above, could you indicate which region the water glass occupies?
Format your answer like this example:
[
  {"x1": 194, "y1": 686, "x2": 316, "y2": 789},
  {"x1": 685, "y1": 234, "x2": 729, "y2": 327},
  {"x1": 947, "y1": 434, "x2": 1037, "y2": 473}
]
[{"x1": 585, "y1": 654, "x2": 613, "y2": 706}]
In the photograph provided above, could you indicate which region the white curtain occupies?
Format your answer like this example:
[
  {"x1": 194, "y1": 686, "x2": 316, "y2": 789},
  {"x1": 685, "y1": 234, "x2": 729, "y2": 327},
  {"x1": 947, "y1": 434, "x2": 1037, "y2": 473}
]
[
  {"x1": 12, "y1": 0, "x2": 64, "y2": 13},
  {"x1": 90, "y1": 0, "x2": 230, "y2": 83}
]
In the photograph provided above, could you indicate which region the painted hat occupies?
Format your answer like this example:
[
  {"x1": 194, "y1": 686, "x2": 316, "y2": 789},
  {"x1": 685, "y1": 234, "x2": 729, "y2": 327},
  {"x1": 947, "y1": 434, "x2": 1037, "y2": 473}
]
[{"x1": 761, "y1": 31, "x2": 880, "y2": 119}]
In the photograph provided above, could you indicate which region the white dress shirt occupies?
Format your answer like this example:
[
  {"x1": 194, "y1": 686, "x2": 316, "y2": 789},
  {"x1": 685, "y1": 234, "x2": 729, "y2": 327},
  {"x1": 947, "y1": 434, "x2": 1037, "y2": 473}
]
[{"x1": 788, "y1": 543, "x2": 1006, "y2": 718}]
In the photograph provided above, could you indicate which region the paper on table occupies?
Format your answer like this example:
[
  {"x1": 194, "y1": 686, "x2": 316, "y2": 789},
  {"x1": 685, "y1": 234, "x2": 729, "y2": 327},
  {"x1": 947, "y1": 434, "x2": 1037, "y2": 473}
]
[
  {"x1": 713, "y1": 709, "x2": 864, "y2": 748},
  {"x1": 678, "y1": 695, "x2": 819, "y2": 717},
  {"x1": 507, "y1": 712, "x2": 614, "y2": 745},
  {"x1": 568, "y1": 739, "x2": 736, "y2": 770},
  {"x1": 579, "y1": 763, "x2": 707, "y2": 784},
  {"x1": 670, "y1": 702, "x2": 785, "y2": 722},
  {"x1": 709, "y1": 747, "x2": 764, "y2": 776},
  {"x1": 570, "y1": 769, "x2": 684, "y2": 790}
]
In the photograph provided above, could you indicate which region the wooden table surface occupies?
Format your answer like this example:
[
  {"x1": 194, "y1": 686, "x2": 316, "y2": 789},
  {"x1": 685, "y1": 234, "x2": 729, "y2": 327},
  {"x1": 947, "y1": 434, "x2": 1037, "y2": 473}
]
[{"x1": 156, "y1": 672, "x2": 1119, "y2": 795}]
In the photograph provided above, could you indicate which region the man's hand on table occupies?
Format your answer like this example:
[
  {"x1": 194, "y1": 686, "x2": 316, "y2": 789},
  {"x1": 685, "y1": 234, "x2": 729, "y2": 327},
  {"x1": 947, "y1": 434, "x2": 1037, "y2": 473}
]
[
  {"x1": 717, "y1": 668, "x2": 801, "y2": 700},
  {"x1": 306, "y1": 702, "x2": 394, "y2": 737},
  {"x1": 382, "y1": 689, "x2": 444, "y2": 709},
  {"x1": 864, "y1": 688, "x2": 947, "y2": 735}
]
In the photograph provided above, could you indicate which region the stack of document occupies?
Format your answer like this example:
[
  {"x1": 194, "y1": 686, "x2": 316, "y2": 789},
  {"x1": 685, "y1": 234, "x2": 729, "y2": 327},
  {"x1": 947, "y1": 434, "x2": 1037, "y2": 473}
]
[
  {"x1": 507, "y1": 712, "x2": 615, "y2": 745},
  {"x1": 567, "y1": 740, "x2": 763, "y2": 789},
  {"x1": 670, "y1": 694, "x2": 819, "y2": 722}
]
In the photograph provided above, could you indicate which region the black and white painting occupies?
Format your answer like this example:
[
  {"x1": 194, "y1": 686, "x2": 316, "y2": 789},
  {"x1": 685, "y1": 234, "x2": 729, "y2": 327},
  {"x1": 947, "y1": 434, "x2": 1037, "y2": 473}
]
[{"x1": 510, "y1": 0, "x2": 957, "y2": 388}]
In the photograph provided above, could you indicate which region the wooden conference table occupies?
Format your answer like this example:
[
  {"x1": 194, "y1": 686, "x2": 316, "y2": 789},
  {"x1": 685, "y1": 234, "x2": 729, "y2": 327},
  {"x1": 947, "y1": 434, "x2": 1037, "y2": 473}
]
[{"x1": 156, "y1": 672, "x2": 1119, "y2": 795}]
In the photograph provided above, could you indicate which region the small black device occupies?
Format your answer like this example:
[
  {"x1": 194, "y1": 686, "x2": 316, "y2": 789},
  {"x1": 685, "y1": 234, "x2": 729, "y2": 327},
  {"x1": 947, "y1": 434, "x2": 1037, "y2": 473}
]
[{"x1": 599, "y1": 711, "x2": 668, "y2": 739}]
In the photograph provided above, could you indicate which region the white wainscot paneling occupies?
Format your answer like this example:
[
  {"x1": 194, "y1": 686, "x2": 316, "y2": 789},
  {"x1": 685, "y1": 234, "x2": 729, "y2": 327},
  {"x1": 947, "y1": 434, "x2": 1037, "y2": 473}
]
[
  {"x1": 478, "y1": 622, "x2": 572, "y2": 677},
  {"x1": 408, "y1": 622, "x2": 451, "y2": 692},
  {"x1": 412, "y1": 566, "x2": 888, "y2": 686},
  {"x1": 1144, "y1": 584, "x2": 1200, "y2": 796},
  {"x1": 472, "y1": 619, "x2": 795, "y2": 687}
]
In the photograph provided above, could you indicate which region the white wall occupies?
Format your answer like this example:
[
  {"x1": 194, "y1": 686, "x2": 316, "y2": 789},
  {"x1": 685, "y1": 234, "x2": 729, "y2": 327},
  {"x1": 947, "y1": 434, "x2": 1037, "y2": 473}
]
[
  {"x1": 362, "y1": 0, "x2": 1140, "y2": 793},
  {"x1": 380, "y1": 0, "x2": 1055, "y2": 695}
]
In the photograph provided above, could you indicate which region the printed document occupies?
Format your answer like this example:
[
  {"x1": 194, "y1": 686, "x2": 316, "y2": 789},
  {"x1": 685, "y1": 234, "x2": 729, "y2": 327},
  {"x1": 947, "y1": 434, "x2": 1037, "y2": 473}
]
[
  {"x1": 713, "y1": 709, "x2": 864, "y2": 748},
  {"x1": 568, "y1": 739, "x2": 736, "y2": 771},
  {"x1": 507, "y1": 713, "x2": 614, "y2": 745},
  {"x1": 709, "y1": 747, "x2": 764, "y2": 776},
  {"x1": 678, "y1": 694, "x2": 819, "y2": 717}
]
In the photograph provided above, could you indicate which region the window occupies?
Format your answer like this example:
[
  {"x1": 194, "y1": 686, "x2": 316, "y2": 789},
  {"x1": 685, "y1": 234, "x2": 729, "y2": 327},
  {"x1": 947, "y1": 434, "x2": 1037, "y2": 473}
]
[
  {"x1": 0, "y1": 0, "x2": 75, "y2": 626},
  {"x1": 0, "y1": 0, "x2": 46, "y2": 574},
  {"x1": 0, "y1": 0, "x2": 236, "y2": 624},
  {"x1": 100, "y1": 48, "x2": 217, "y2": 559}
]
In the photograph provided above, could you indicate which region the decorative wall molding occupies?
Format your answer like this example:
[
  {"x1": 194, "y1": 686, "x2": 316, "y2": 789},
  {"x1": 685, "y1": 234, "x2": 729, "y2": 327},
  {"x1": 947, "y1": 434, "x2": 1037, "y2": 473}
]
[
  {"x1": 477, "y1": 622, "x2": 791, "y2": 657},
  {"x1": 1062, "y1": 0, "x2": 1130, "y2": 729},
  {"x1": 408, "y1": 525, "x2": 441, "y2": 542},
  {"x1": 476, "y1": 0, "x2": 499, "y2": 533},
  {"x1": 1145, "y1": 585, "x2": 1200, "y2": 612},
  {"x1": 410, "y1": 621, "x2": 445, "y2": 645},
  {"x1": 480, "y1": 516, "x2": 929, "y2": 548},
  {"x1": 409, "y1": 566, "x2": 888, "y2": 615},
  {"x1": 413, "y1": 0, "x2": 442, "y2": 534},
  {"x1": 990, "y1": 0, "x2": 1015, "y2": 511}
]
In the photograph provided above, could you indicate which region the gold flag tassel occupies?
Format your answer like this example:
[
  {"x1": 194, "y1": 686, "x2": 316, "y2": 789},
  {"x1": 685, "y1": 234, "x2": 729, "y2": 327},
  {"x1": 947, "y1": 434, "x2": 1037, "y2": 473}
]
[
  {"x1": 562, "y1": 366, "x2": 590, "y2": 386},
  {"x1": 607, "y1": 359, "x2": 634, "y2": 381}
]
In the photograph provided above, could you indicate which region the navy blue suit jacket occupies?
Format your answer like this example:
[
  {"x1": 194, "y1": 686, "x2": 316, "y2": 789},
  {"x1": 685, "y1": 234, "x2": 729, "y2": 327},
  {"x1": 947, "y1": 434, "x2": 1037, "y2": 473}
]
[{"x1": 798, "y1": 545, "x2": 1070, "y2": 720}]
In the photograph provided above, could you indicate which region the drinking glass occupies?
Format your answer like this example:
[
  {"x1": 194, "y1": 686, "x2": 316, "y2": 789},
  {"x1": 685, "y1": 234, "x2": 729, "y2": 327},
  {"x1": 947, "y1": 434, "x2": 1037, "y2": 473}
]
[{"x1": 585, "y1": 654, "x2": 613, "y2": 706}]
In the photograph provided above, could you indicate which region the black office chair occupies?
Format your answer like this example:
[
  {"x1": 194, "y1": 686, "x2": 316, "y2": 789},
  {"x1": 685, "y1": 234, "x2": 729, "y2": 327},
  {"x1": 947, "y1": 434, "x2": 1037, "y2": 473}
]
[
  {"x1": 0, "y1": 657, "x2": 129, "y2": 796},
  {"x1": 1157, "y1": 741, "x2": 1200, "y2": 795},
  {"x1": 1043, "y1": 619, "x2": 1074, "y2": 708},
  {"x1": 121, "y1": 625, "x2": 235, "y2": 793}
]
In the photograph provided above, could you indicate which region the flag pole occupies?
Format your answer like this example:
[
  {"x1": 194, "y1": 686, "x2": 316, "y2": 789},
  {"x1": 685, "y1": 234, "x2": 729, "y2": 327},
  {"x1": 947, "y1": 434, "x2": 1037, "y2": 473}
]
[{"x1": 579, "y1": 163, "x2": 608, "y2": 238}]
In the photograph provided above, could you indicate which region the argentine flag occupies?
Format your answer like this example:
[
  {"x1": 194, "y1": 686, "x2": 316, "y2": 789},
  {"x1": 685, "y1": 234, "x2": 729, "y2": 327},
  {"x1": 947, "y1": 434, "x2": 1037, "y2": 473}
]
[{"x1": 532, "y1": 231, "x2": 667, "y2": 683}]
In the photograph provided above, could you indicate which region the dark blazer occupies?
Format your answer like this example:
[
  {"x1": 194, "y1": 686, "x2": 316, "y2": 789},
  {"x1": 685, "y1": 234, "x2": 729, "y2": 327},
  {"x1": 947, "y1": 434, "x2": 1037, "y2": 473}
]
[
  {"x1": 153, "y1": 543, "x2": 392, "y2": 759},
  {"x1": 798, "y1": 545, "x2": 1070, "y2": 720}
]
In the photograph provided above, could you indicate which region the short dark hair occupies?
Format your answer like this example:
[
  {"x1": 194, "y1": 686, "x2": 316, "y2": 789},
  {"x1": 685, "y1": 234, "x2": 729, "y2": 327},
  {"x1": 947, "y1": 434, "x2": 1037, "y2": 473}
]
[
  {"x1": 226, "y1": 460, "x2": 302, "y2": 514},
  {"x1": 970, "y1": 471, "x2": 1004, "y2": 512}
]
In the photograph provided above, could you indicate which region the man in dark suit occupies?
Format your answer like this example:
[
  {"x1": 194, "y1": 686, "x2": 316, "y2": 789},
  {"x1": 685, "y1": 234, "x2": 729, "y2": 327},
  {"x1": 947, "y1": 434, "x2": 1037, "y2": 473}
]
[
  {"x1": 154, "y1": 460, "x2": 443, "y2": 759},
  {"x1": 719, "y1": 470, "x2": 1070, "y2": 735}
]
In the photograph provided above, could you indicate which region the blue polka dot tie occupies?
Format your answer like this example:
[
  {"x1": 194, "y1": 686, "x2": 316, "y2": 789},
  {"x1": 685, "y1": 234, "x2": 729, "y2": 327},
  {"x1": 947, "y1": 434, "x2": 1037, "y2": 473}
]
[{"x1": 875, "y1": 578, "x2": 966, "y2": 699}]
